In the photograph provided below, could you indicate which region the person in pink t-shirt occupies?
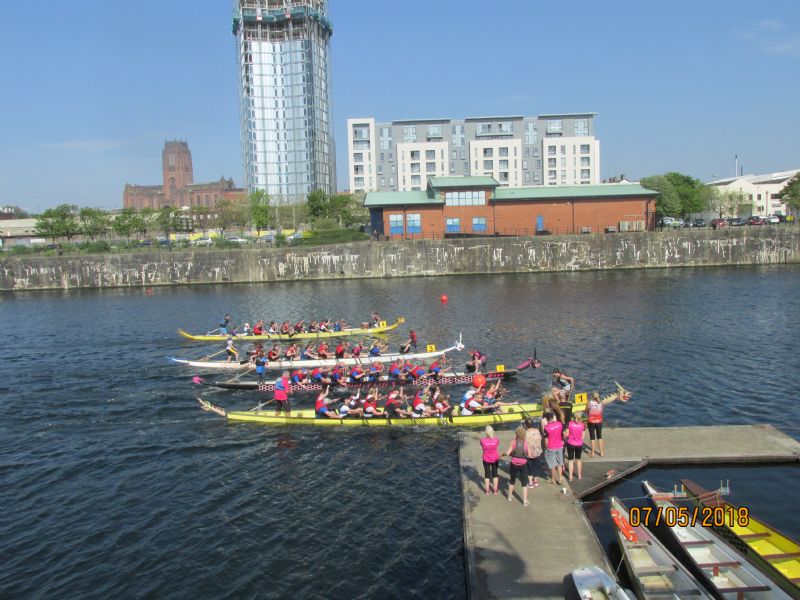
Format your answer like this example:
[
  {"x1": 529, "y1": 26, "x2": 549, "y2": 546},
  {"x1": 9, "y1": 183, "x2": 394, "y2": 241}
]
[
  {"x1": 479, "y1": 425, "x2": 501, "y2": 495},
  {"x1": 565, "y1": 414, "x2": 586, "y2": 481},
  {"x1": 542, "y1": 412, "x2": 564, "y2": 485}
]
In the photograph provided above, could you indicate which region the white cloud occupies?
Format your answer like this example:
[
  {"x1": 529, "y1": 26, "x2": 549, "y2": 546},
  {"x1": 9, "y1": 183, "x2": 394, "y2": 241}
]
[
  {"x1": 733, "y1": 19, "x2": 800, "y2": 59},
  {"x1": 42, "y1": 140, "x2": 127, "y2": 152}
]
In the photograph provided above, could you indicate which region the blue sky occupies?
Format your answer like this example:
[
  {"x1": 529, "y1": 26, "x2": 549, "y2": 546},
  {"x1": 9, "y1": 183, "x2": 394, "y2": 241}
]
[{"x1": 1, "y1": 0, "x2": 798, "y2": 211}]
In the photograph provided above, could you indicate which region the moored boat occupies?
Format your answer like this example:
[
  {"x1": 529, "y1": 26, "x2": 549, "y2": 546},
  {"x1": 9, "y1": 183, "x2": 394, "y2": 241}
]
[
  {"x1": 642, "y1": 480, "x2": 792, "y2": 599},
  {"x1": 681, "y1": 479, "x2": 800, "y2": 598},
  {"x1": 177, "y1": 318, "x2": 404, "y2": 342},
  {"x1": 568, "y1": 565, "x2": 635, "y2": 600},
  {"x1": 197, "y1": 397, "x2": 588, "y2": 427},
  {"x1": 196, "y1": 369, "x2": 517, "y2": 391},
  {"x1": 169, "y1": 338, "x2": 464, "y2": 371},
  {"x1": 610, "y1": 496, "x2": 713, "y2": 599}
]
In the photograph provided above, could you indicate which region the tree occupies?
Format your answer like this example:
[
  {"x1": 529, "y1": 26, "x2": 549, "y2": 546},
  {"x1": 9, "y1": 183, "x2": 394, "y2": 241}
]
[
  {"x1": 34, "y1": 204, "x2": 80, "y2": 243},
  {"x1": 708, "y1": 189, "x2": 748, "y2": 218},
  {"x1": 306, "y1": 189, "x2": 330, "y2": 220},
  {"x1": 640, "y1": 175, "x2": 681, "y2": 216},
  {"x1": 778, "y1": 172, "x2": 800, "y2": 213},
  {"x1": 249, "y1": 190, "x2": 271, "y2": 237},
  {"x1": 156, "y1": 207, "x2": 175, "y2": 239},
  {"x1": 137, "y1": 207, "x2": 157, "y2": 239},
  {"x1": 112, "y1": 208, "x2": 139, "y2": 242},
  {"x1": 213, "y1": 200, "x2": 239, "y2": 238},
  {"x1": 79, "y1": 207, "x2": 111, "y2": 240},
  {"x1": 190, "y1": 205, "x2": 211, "y2": 236}
]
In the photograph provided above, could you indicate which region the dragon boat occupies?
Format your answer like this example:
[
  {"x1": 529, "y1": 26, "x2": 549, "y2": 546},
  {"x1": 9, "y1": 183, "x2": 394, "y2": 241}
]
[
  {"x1": 195, "y1": 368, "x2": 518, "y2": 391},
  {"x1": 177, "y1": 318, "x2": 404, "y2": 343},
  {"x1": 168, "y1": 338, "x2": 464, "y2": 371},
  {"x1": 194, "y1": 383, "x2": 630, "y2": 427}
]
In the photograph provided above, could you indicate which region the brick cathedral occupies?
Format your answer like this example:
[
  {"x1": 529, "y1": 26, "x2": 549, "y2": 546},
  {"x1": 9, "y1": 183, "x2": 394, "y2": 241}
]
[{"x1": 123, "y1": 141, "x2": 244, "y2": 210}]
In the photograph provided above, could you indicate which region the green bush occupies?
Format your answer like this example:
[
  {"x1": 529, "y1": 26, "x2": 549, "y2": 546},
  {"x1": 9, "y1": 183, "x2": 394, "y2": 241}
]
[
  {"x1": 8, "y1": 245, "x2": 32, "y2": 255},
  {"x1": 79, "y1": 240, "x2": 111, "y2": 253},
  {"x1": 295, "y1": 229, "x2": 369, "y2": 246}
]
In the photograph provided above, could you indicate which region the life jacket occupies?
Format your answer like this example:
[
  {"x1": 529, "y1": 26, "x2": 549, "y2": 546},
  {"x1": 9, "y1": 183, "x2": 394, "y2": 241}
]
[
  {"x1": 413, "y1": 392, "x2": 425, "y2": 409},
  {"x1": 310, "y1": 368, "x2": 323, "y2": 380},
  {"x1": 255, "y1": 356, "x2": 266, "y2": 368},
  {"x1": 315, "y1": 395, "x2": 327, "y2": 411},
  {"x1": 335, "y1": 345, "x2": 345, "y2": 357},
  {"x1": 291, "y1": 369, "x2": 305, "y2": 381},
  {"x1": 267, "y1": 350, "x2": 279, "y2": 361},
  {"x1": 411, "y1": 365, "x2": 425, "y2": 378},
  {"x1": 588, "y1": 401, "x2": 603, "y2": 423}
]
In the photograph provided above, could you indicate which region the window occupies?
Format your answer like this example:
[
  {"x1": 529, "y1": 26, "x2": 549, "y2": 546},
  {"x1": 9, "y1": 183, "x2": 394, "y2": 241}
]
[
  {"x1": 452, "y1": 150, "x2": 457, "y2": 159},
  {"x1": 524, "y1": 147, "x2": 530, "y2": 157},
  {"x1": 406, "y1": 213, "x2": 421, "y2": 234},
  {"x1": 499, "y1": 147, "x2": 509, "y2": 157},
  {"x1": 546, "y1": 120, "x2": 562, "y2": 134},
  {"x1": 580, "y1": 144, "x2": 590, "y2": 154},
  {"x1": 498, "y1": 122, "x2": 512, "y2": 134},
  {"x1": 574, "y1": 119, "x2": 589, "y2": 136},
  {"x1": 411, "y1": 174, "x2": 421, "y2": 185},
  {"x1": 427, "y1": 124, "x2": 442, "y2": 138},
  {"x1": 353, "y1": 140, "x2": 369, "y2": 150},
  {"x1": 560, "y1": 158, "x2": 567, "y2": 167},
  {"x1": 463, "y1": 161, "x2": 469, "y2": 173},
  {"x1": 581, "y1": 169, "x2": 591, "y2": 179},
  {"x1": 548, "y1": 158, "x2": 557, "y2": 168},
  {"x1": 353, "y1": 152, "x2": 364, "y2": 162},
  {"x1": 425, "y1": 149, "x2": 435, "y2": 160},
  {"x1": 499, "y1": 160, "x2": 509, "y2": 169},
  {"x1": 389, "y1": 177, "x2": 395, "y2": 186},
  {"x1": 378, "y1": 165, "x2": 383, "y2": 175},
  {"x1": 524, "y1": 122, "x2": 538, "y2": 144},
  {"x1": 388, "y1": 152, "x2": 394, "y2": 162},
  {"x1": 548, "y1": 169, "x2": 557, "y2": 180},
  {"x1": 472, "y1": 217, "x2": 487, "y2": 232},
  {"x1": 483, "y1": 160, "x2": 493, "y2": 170},
  {"x1": 499, "y1": 172, "x2": 509, "y2": 182},
  {"x1": 548, "y1": 145, "x2": 556, "y2": 156},
  {"x1": 389, "y1": 214, "x2": 404, "y2": 235},
  {"x1": 403, "y1": 126, "x2": 416, "y2": 142},
  {"x1": 560, "y1": 145, "x2": 566, "y2": 155},
  {"x1": 410, "y1": 150, "x2": 420, "y2": 161},
  {"x1": 380, "y1": 177, "x2": 386, "y2": 187},
  {"x1": 476, "y1": 123, "x2": 492, "y2": 135},
  {"x1": 446, "y1": 218, "x2": 461, "y2": 233},
  {"x1": 354, "y1": 176, "x2": 364, "y2": 187},
  {"x1": 524, "y1": 172, "x2": 531, "y2": 183},
  {"x1": 450, "y1": 163, "x2": 456, "y2": 174},
  {"x1": 483, "y1": 148, "x2": 493, "y2": 158},
  {"x1": 354, "y1": 165, "x2": 364, "y2": 175},
  {"x1": 523, "y1": 160, "x2": 528, "y2": 170},
  {"x1": 445, "y1": 190, "x2": 486, "y2": 206},
  {"x1": 352, "y1": 125, "x2": 370, "y2": 140},
  {"x1": 426, "y1": 162, "x2": 436, "y2": 172}
]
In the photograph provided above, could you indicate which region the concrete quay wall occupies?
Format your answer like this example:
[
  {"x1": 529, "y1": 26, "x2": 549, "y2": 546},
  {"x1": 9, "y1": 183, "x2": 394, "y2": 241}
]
[{"x1": 1, "y1": 228, "x2": 798, "y2": 291}]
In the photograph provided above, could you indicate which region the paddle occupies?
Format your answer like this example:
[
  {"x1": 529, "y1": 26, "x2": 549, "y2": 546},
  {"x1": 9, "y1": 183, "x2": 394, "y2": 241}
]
[{"x1": 201, "y1": 348, "x2": 227, "y2": 361}]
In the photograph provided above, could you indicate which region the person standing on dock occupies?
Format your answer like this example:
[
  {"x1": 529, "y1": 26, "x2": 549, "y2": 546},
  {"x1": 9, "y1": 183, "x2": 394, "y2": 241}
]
[
  {"x1": 542, "y1": 412, "x2": 564, "y2": 485},
  {"x1": 480, "y1": 426, "x2": 501, "y2": 495},
  {"x1": 274, "y1": 371, "x2": 292, "y2": 417},
  {"x1": 523, "y1": 419, "x2": 543, "y2": 488},
  {"x1": 502, "y1": 427, "x2": 530, "y2": 506},
  {"x1": 586, "y1": 392, "x2": 605, "y2": 457},
  {"x1": 565, "y1": 415, "x2": 586, "y2": 481}
]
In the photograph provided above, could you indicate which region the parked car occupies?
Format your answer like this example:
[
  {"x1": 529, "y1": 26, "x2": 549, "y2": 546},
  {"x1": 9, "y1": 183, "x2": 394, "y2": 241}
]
[
  {"x1": 138, "y1": 239, "x2": 154, "y2": 246},
  {"x1": 659, "y1": 216, "x2": 684, "y2": 228},
  {"x1": 158, "y1": 239, "x2": 172, "y2": 247},
  {"x1": 746, "y1": 216, "x2": 765, "y2": 225},
  {"x1": 765, "y1": 215, "x2": 780, "y2": 224},
  {"x1": 692, "y1": 218, "x2": 707, "y2": 228},
  {"x1": 257, "y1": 234, "x2": 275, "y2": 243},
  {"x1": 286, "y1": 231, "x2": 305, "y2": 244},
  {"x1": 225, "y1": 235, "x2": 249, "y2": 244},
  {"x1": 727, "y1": 217, "x2": 747, "y2": 227},
  {"x1": 191, "y1": 237, "x2": 213, "y2": 247},
  {"x1": 709, "y1": 218, "x2": 726, "y2": 229}
]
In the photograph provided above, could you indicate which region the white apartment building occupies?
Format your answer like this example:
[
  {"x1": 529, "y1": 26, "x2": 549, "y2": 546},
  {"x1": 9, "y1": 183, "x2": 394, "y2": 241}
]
[
  {"x1": 346, "y1": 114, "x2": 601, "y2": 193},
  {"x1": 708, "y1": 169, "x2": 798, "y2": 216}
]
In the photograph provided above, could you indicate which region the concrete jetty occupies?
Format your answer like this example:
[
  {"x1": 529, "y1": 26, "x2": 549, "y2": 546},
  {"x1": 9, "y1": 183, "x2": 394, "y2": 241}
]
[{"x1": 459, "y1": 424, "x2": 800, "y2": 600}]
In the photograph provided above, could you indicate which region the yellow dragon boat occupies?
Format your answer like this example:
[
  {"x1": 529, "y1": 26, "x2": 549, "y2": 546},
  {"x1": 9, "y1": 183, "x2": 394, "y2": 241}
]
[
  {"x1": 178, "y1": 318, "x2": 404, "y2": 343},
  {"x1": 196, "y1": 383, "x2": 630, "y2": 428}
]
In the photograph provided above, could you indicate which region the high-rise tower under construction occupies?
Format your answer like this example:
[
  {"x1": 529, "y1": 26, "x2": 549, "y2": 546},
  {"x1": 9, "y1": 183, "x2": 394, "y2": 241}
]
[{"x1": 233, "y1": 1, "x2": 335, "y2": 203}]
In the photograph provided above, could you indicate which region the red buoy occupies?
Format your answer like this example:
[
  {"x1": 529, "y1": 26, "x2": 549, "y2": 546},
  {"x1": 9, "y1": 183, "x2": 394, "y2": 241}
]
[
  {"x1": 472, "y1": 374, "x2": 486, "y2": 388},
  {"x1": 440, "y1": 294, "x2": 448, "y2": 303}
]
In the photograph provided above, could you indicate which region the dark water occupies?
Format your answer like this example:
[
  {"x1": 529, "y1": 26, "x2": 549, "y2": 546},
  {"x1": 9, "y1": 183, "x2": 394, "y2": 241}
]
[{"x1": 1, "y1": 266, "x2": 799, "y2": 598}]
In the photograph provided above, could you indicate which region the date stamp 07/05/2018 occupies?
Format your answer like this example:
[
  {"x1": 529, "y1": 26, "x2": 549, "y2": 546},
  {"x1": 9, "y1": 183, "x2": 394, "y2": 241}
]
[{"x1": 627, "y1": 505, "x2": 750, "y2": 528}]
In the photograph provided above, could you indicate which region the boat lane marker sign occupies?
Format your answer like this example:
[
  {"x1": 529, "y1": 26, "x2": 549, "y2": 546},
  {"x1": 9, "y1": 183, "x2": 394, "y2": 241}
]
[
  {"x1": 573, "y1": 392, "x2": 587, "y2": 403},
  {"x1": 495, "y1": 365, "x2": 505, "y2": 372},
  {"x1": 426, "y1": 344, "x2": 436, "y2": 352}
]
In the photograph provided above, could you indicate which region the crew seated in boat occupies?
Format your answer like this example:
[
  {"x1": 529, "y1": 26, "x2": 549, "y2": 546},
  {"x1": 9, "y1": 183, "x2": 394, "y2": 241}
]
[
  {"x1": 350, "y1": 342, "x2": 364, "y2": 358},
  {"x1": 290, "y1": 368, "x2": 308, "y2": 385},
  {"x1": 253, "y1": 320, "x2": 264, "y2": 335},
  {"x1": 428, "y1": 357, "x2": 447, "y2": 378},
  {"x1": 333, "y1": 319, "x2": 348, "y2": 332},
  {"x1": 315, "y1": 387, "x2": 343, "y2": 419},
  {"x1": 267, "y1": 345, "x2": 281, "y2": 362},
  {"x1": 267, "y1": 321, "x2": 279, "y2": 335},
  {"x1": 388, "y1": 360, "x2": 406, "y2": 383},
  {"x1": 432, "y1": 389, "x2": 452, "y2": 417},
  {"x1": 292, "y1": 320, "x2": 305, "y2": 336},
  {"x1": 334, "y1": 342, "x2": 349, "y2": 359},
  {"x1": 483, "y1": 381, "x2": 519, "y2": 409},
  {"x1": 280, "y1": 321, "x2": 292, "y2": 335},
  {"x1": 367, "y1": 362, "x2": 384, "y2": 383},
  {"x1": 384, "y1": 388, "x2": 412, "y2": 418},
  {"x1": 411, "y1": 386, "x2": 435, "y2": 417},
  {"x1": 361, "y1": 388, "x2": 386, "y2": 418},
  {"x1": 310, "y1": 366, "x2": 332, "y2": 385},
  {"x1": 241, "y1": 322, "x2": 252, "y2": 335},
  {"x1": 460, "y1": 389, "x2": 497, "y2": 416},
  {"x1": 406, "y1": 362, "x2": 427, "y2": 381},
  {"x1": 369, "y1": 311, "x2": 381, "y2": 327},
  {"x1": 316, "y1": 342, "x2": 330, "y2": 358},
  {"x1": 308, "y1": 320, "x2": 319, "y2": 333},
  {"x1": 349, "y1": 365, "x2": 367, "y2": 383},
  {"x1": 330, "y1": 366, "x2": 345, "y2": 386},
  {"x1": 318, "y1": 319, "x2": 331, "y2": 332},
  {"x1": 337, "y1": 392, "x2": 365, "y2": 418},
  {"x1": 300, "y1": 344, "x2": 319, "y2": 360},
  {"x1": 466, "y1": 350, "x2": 487, "y2": 374},
  {"x1": 284, "y1": 343, "x2": 299, "y2": 361},
  {"x1": 368, "y1": 340, "x2": 387, "y2": 357}
]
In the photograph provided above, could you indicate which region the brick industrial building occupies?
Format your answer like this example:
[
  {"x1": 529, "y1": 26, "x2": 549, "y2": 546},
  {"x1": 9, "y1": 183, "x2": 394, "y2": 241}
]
[
  {"x1": 123, "y1": 141, "x2": 245, "y2": 210},
  {"x1": 364, "y1": 176, "x2": 658, "y2": 239}
]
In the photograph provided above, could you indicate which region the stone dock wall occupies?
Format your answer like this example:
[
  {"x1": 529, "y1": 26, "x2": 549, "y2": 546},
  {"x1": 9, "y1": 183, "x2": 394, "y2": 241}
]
[{"x1": 1, "y1": 228, "x2": 798, "y2": 291}]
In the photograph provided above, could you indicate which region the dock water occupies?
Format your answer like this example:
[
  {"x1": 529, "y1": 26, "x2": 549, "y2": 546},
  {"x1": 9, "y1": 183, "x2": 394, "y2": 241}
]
[{"x1": 459, "y1": 424, "x2": 800, "y2": 599}]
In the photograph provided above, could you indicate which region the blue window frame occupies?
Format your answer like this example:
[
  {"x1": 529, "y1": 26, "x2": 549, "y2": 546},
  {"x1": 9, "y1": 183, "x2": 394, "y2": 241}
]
[
  {"x1": 389, "y1": 214, "x2": 404, "y2": 235},
  {"x1": 472, "y1": 217, "x2": 487, "y2": 233},
  {"x1": 446, "y1": 218, "x2": 461, "y2": 233},
  {"x1": 536, "y1": 215, "x2": 544, "y2": 232},
  {"x1": 406, "y1": 213, "x2": 421, "y2": 234}
]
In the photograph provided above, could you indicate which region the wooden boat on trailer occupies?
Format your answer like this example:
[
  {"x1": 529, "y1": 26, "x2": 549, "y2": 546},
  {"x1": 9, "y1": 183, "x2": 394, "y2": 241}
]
[
  {"x1": 168, "y1": 338, "x2": 464, "y2": 371},
  {"x1": 610, "y1": 496, "x2": 713, "y2": 599},
  {"x1": 177, "y1": 317, "x2": 404, "y2": 342},
  {"x1": 681, "y1": 479, "x2": 800, "y2": 598},
  {"x1": 196, "y1": 369, "x2": 518, "y2": 392},
  {"x1": 642, "y1": 480, "x2": 792, "y2": 599}
]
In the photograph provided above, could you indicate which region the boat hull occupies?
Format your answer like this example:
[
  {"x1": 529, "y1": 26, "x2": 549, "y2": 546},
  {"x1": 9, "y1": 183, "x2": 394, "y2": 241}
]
[
  {"x1": 178, "y1": 318, "x2": 404, "y2": 342},
  {"x1": 568, "y1": 566, "x2": 634, "y2": 600}
]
